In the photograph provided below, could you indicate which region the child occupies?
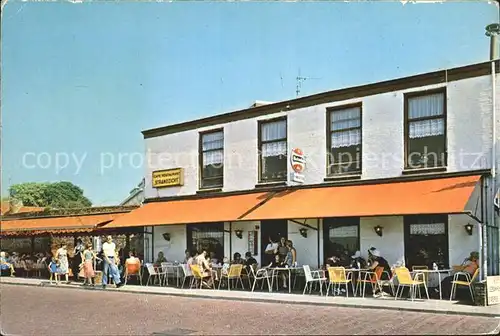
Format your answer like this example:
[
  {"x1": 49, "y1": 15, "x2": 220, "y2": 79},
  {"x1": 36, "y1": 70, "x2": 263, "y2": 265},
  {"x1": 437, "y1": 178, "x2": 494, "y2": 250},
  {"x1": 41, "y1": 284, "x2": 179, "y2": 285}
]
[
  {"x1": 221, "y1": 257, "x2": 230, "y2": 276},
  {"x1": 81, "y1": 243, "x2": 97, "y2": 286},
  {"x1": 48, "y1": 257, "x2": 60, "y2": 285}
]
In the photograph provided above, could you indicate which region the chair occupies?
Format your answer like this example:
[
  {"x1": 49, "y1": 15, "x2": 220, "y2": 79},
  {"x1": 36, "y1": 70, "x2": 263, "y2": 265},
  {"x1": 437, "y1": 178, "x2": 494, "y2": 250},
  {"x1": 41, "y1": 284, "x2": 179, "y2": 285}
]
[
  {"x1": 179, "y1": 263, "x2": 193, "y2": 288},
  {"x1": 145, "y1": 263, "x2": 163, "y2": 286},
  {"x1": 251, "y1": 268, "x2": 271, "y2": 292},
  {"x1": 450, "y1": 268, "x2": 480, "y2": 301},
  {"x1": 218, "y1": 264, "x2": 244, "y2": 290},
  {"x1": 394, "y1": 267, "x2": 429, "y2": 301},
  {"x1": 356, "y1": 267, "x2": 384, "y2": 298},
  {"x1": 302, "y1": 265, "x2": 327, "y2": 296},
  {"x1": 326, "y1": 267, "x2": 352, "y2": 297},
  {"x1": 123, "y1": 261, "x2": 142, "y2": 286},
  {"x1": 160, "y1": 262, "x2": 178, "y2": 286},
  {"x1": 190, "y1": 264, "x2": 215, "y2": 289},
  {"x1": 412, "y1": 266, "x2": 429, "y2": 285}
]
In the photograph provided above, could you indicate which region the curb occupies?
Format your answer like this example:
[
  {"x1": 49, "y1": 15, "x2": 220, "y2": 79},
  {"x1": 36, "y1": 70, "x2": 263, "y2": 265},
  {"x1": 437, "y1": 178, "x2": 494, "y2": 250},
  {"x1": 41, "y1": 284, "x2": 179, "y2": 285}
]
[{"x1": 2, "y1": 280, "x2": 499, "y2": 318}]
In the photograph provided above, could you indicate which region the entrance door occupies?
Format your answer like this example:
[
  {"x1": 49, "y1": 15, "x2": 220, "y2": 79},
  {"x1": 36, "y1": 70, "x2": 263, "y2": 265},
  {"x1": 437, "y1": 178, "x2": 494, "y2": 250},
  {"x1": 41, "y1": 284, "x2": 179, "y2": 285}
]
[{"x1": 260, "y1": 219, "x2": 288, "y2": 266}]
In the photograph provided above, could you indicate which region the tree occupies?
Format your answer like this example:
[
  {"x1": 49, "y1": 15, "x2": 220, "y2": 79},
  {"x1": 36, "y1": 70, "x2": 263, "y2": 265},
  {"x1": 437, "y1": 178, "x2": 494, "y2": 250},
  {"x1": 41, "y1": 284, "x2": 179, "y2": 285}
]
[{"x1": 9, "y1": 181, "x2": 92, "y2": 209}]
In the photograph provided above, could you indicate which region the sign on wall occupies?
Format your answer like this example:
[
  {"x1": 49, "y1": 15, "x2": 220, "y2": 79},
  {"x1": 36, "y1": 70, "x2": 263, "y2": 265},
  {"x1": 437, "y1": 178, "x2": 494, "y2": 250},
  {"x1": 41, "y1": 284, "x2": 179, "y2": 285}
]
[
  {"x1": 152, "y1": 168, "x2": 184, "y2": 188},
  {"x1": 487, "y1": 275, "x2": 500, "y2": 305},
  {"x1": 289, "y1": 148, "x2": 306, "y2": 184}
]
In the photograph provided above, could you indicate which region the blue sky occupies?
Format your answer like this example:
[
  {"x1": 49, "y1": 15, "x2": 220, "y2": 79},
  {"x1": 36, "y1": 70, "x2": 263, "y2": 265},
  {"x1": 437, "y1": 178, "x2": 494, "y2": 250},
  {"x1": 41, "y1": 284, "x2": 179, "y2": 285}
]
[{"x1": 1, "y1": 1, "x2": 498, "y2": 205}]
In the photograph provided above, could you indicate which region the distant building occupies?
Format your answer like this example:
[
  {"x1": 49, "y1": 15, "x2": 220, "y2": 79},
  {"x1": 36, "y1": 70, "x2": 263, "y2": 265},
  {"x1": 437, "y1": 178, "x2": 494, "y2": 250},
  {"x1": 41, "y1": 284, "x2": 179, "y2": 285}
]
[{"x1": 120, "y1": 179, "x2": 145, "y2": 206}]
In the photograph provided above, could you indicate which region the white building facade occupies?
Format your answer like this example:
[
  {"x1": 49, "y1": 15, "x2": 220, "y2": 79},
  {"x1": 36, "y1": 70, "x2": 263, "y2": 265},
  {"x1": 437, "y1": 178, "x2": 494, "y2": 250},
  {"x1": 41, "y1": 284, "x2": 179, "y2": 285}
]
[{"x1": 110, "y1": 61, "x2": 499, "y2": 275}]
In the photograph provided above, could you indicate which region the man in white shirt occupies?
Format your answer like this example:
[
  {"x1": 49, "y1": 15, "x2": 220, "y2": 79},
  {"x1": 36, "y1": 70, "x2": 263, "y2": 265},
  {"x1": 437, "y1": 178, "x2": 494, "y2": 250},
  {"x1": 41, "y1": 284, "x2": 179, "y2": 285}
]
[
  {"x1": 101, "y1": 235, "x2": 123, "y2": 289},
  {"x1": 264, "y1": 237, "x2": 278, "y2": 266}
]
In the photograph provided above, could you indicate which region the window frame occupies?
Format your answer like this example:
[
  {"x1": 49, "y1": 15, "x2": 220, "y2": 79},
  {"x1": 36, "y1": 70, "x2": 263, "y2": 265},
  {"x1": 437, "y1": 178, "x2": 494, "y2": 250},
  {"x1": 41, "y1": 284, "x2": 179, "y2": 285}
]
[
  {"x1": 257, "y1": 116, "x2": 288, "y2": 183},
  {"x1": 403, "y1": 214, "x2": 450, "y2": 269},
  {"x1": 326, "y1": 103, "x2": 363, "y2": 177},
  {"x1": 186, "y1": 223, "x2": 225, "y2": 259},
  {"x1": 198, "y1": 128, "x2": 224, "y2": 190},
  {"x1": 403, "y1": 88, "x2": 447, "y2": 170}
]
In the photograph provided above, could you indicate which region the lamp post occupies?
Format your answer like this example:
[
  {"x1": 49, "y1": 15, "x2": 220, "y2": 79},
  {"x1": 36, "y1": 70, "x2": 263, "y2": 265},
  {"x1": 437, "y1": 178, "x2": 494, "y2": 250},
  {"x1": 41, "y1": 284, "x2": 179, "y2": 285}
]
[{"x1": 485, "y1": 23, "x2": 500, "y2": 277}]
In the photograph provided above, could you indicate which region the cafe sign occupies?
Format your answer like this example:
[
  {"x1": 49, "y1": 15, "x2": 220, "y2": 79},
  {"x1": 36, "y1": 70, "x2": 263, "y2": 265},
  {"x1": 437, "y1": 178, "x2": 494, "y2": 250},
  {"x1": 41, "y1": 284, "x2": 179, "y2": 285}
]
[
  {"x1": 290, "y1": 148, "x2": 306, "y2": 184},
  {"x1": 152, "y1": 168, "x2": 184, "y2": 188},
  {"x1": 487, "y1": 275, "x2": 500, "y2": 305}
]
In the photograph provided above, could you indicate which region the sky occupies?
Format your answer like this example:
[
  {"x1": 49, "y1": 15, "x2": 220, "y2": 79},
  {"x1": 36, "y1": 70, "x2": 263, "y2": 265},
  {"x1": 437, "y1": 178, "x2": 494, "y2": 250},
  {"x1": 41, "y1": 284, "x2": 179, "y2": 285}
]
[{"x1": 1, "y1": 0, "x2": 498, "y2": 206}]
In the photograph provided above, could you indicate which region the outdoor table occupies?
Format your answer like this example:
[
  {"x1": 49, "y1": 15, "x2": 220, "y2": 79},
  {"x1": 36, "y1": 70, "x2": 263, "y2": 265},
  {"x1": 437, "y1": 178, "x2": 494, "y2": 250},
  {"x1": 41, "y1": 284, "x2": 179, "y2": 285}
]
[
  {"x1": 270, "y1": 267, "x2": 301, "y2": 293},
  {"x1": 411, "y1": 269, "x2": 452, "y2": 300}
]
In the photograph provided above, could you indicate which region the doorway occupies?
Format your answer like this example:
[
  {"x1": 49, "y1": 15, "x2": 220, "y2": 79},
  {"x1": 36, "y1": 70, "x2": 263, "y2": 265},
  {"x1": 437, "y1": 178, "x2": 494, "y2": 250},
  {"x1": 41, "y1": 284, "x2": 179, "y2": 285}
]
[{"x1": 260, "y1": 219, "x2": 288, "y2": 266}]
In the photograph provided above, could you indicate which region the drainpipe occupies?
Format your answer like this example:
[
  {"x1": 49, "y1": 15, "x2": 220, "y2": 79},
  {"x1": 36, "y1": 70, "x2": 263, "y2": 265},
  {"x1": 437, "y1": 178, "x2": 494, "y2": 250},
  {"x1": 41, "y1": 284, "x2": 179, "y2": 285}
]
[{"x1": 486, "y1": 23, "x2": 500, "y2": 278}]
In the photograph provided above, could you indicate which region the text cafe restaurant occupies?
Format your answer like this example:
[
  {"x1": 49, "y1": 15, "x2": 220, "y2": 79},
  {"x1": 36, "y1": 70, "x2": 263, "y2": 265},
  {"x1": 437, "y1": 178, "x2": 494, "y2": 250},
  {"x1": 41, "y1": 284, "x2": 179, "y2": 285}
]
[{"x1": 106, "y1": 145, "x2": 485, "y2": 272}]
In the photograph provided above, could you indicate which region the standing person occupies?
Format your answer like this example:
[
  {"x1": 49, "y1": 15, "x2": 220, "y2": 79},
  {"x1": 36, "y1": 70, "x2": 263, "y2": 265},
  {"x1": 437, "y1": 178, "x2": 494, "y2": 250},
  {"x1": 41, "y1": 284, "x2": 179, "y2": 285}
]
[
  {"x1": 285, "y1": 240, "x2": 297, "y2": 267},
  {"x1": 0, "y1": 252, "x2": 15, "y2": 277},
  {"x1": 277, "y1": 237, "x2": 288, "y2": 261},
  {"x1": 48, "y1": 257, "x2": 60, "y2": 285},
  {"x1": 81, "y1": 243, "x2": 98, "y2": 286},
  {"x1": 56, "y1": 244, "x2": 70, "y2": 283},
  {"x1": 101, "y1": 235, "x2": 123, "y2": 289},
  {"x1": 73, "y1": 239, "x2": 85, "y2": 281},
  {"x1": 264, "y1": 237, "x2": 278, "y2": 266}
]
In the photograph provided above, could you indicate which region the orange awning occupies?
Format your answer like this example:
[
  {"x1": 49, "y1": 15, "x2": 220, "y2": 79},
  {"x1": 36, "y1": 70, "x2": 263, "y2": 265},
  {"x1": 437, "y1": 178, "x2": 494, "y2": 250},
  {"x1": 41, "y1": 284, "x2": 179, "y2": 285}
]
[
  {"x1": 242, "y1": 175, "x2": 481, "y2": 220},
  {"x1": 1, "y1": 213, "x2": 124, "y2": 235},
  {"x1": 105, "y1": 192, "x2": 273, "y2": 228}
]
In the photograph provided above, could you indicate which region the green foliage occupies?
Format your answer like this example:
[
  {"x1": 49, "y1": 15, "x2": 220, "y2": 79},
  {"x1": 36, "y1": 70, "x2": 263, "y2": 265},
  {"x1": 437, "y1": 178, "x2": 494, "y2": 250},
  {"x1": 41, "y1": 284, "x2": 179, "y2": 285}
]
[{"x1": 8, "y1": 181, "x2": 92, "y2": 209}]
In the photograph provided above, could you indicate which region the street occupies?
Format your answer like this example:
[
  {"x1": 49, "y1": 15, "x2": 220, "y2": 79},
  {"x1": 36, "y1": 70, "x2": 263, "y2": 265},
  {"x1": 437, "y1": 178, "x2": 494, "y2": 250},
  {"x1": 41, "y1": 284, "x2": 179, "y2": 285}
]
[{"x1": 1, "y1": 284, "x2": 499, "y2": 335}]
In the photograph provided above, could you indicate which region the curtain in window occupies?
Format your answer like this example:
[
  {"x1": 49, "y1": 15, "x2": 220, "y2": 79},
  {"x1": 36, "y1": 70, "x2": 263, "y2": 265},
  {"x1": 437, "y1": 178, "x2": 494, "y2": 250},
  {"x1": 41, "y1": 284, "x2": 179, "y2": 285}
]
[
  {"x1": 203, "y1": 150, "x2": 223, "y2": 165},
  {"x1": 202, "y1": 132, "x2": 223, "y2": 151},
  {"x1": 261, "y1": 120, "x2": 286, "y2": 141},
  {"x1": 408, "y1": 93, "x2": 445, "y2": 138},
  {"x1": 262, "y1": 141, "x2": 287, "y2": 157},
  {"x1": 330, "y1": 107, "x2": 361, "y2": 131},
  {"x1": 331, "y1": 129, "x2": 361, "y2": 148},
  {"x1": 409, "y1": 119, "x2": 444, "y2": 139},
  {"x1": 408, "y1": 93, "x2": 444, "y2": 119}
]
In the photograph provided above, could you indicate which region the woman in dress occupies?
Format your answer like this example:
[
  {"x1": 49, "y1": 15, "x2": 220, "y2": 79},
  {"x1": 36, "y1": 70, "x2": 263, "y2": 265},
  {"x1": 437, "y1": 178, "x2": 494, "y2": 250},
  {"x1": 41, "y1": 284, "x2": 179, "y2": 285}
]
[
  {"x1": 73, "y1": 239, "x2": 85, "y2": 281},
  {"x1": 81, "y1": 243, "x2": 97, "y2": 286},
  {"x1": 56, "y1": 243, "x2": 70, "y2": 283}
]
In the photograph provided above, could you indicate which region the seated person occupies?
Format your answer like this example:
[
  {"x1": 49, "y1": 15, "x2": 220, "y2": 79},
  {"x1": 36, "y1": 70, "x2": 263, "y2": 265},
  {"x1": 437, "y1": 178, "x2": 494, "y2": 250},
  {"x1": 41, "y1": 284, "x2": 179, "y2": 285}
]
[
  {"x1": 367, "y1": 249, "x2": 392, "y2": 297},
  {"x1": 244, "y1": 252, "x2": 258, "y2": 269},
  {"x1": 209, "y1": 252, "x2": 219, "y2": 265},
  {"x1": 231, "y1": 252, "x2": 244, "y2": 265},
  {"x1": 154, "y1": 251, "x2": 167, "y2": 267},
  {"x1": 438, "y1": 251, "x2": 479, "y2": 299},
  {"x1": 195, "y1": 250, "x2": 214, "y2": 288},
  {"x1": 0, "y1": 252, "x2": 15, "y2": 277},
  {"x1": 350, "y1": 251, "x2": 367, "y2": 269},
  {"x1": 125, "y1": 251, "x2": 141, "y2": 273},
  {"x1": 265, "y1": 254, "x2": 288, "y2": 289}
]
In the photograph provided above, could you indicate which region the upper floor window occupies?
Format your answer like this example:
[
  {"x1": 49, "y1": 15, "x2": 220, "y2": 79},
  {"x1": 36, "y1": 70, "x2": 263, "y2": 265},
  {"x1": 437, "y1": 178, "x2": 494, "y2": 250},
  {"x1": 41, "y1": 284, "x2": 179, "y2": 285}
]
[
  {"x1": 259, "y1": 118, "x2": 287, "y2": 182},
  {"x1": 200, "y1": 130, "x2": 224, "y2": 189},
  {"x1": 405, "y1": 90, "x2": 446, "y2": 169},
  {"x1": 327, "y1": 104, "x2": 362, "y2": 175}
]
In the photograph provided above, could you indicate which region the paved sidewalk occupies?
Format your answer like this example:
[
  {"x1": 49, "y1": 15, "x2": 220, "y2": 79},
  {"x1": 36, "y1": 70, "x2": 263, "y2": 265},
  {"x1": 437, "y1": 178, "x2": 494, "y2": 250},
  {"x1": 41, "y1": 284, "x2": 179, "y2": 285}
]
[{"x1": 2, "y1": 276, "x2": 500, "y2": 318}]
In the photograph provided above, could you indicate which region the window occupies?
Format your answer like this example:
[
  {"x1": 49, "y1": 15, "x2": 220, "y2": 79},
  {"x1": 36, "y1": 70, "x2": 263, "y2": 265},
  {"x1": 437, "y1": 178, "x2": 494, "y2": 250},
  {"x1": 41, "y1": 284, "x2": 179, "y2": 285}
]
[
  {"x1": 405, "y1": 90, "x2": 446, "y2": 169},
  {"x1": 200, "y1": 130, "x2": 224, "y2": 189},
  {"x1": 404, "y1": 215, "x2": 449, "y2": 269},
  {"x1": 323, "y1": 217, "x2": 360, "y2": 262},
  {"x1": 259, "y1": 118, "x2": 287, "y2": 182},
  {"x1": 186, "y1": 223, "x2": 224, "y2": 261},
  {"x1": 327, "y1": 105, "x2": 362, "y2": 175}
]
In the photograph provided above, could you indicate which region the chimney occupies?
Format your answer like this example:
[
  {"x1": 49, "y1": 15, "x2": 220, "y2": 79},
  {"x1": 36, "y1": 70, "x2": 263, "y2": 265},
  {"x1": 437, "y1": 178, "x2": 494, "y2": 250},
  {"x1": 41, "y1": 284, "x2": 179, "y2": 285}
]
[
  {"x1": 485, "y1": 23, "x2": 500, "y2": 60},
  {"x1": 9, "y1": 198, "x2": 23, "y2": 214}
]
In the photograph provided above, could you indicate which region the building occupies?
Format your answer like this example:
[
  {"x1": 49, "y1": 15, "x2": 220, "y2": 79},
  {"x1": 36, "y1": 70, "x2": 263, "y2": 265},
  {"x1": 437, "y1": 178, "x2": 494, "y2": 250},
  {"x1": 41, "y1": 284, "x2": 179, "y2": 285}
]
[
  {"x1": 120, "y1": 179, "x2": 146, "y2": 206},
  {"x1": 108, "y1": 61, "x2": 499, "y2": 276}
]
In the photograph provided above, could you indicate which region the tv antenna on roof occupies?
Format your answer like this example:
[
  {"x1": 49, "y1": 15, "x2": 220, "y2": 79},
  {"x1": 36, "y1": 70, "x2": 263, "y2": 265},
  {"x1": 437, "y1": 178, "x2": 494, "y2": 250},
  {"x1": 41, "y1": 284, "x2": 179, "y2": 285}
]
[{"x1": 296, "y1": 68, "x2": 321, "y2": 97}]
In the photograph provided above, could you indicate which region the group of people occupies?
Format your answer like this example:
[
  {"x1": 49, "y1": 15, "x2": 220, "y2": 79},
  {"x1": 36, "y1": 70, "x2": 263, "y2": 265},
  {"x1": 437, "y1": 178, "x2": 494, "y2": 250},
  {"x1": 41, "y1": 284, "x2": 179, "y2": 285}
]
[{"x1": 264, "y1": 236, "x2": 297, "y2": 268}]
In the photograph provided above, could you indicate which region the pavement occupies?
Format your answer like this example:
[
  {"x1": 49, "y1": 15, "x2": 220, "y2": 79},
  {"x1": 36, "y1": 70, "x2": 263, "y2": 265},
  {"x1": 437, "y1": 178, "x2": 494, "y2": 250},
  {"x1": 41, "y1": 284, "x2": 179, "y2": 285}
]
[
  {"x1": 1, "y1": 276, "x2": 500, "y2": 318},
  {"x1": 2, "y1": 284, "x2": 500, "y2": 335}
]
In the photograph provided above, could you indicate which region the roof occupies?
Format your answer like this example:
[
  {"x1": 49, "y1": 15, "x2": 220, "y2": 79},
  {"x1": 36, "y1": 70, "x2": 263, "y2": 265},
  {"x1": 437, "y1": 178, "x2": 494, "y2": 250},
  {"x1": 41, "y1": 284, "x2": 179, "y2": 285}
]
[
  {"x1": 142, "y1": 60, "x2": 499, "y2": 139},
  {"x1": 0, "y1": 201, "x2": 45, "y2": 216}
]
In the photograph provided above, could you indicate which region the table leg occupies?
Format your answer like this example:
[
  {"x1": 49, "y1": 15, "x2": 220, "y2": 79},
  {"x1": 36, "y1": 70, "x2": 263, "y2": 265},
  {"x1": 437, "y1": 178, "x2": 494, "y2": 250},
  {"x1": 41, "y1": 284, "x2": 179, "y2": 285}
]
[
  {"x1": 288, "y1": 270, "x2": 291, "y2": 294},
  {"x1": 438, "y1": 273, "x2": 442, "y2": 300}
]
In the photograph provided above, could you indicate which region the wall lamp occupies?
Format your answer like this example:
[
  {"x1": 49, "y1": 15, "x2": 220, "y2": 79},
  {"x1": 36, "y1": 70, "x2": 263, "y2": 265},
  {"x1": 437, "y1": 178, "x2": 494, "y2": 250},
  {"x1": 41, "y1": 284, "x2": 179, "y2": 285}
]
[
  {"x1": 234, "y1": 229, "x2": 243, "y2": 239},
  {"x1": 464, "y1": 223, "x2": 474, "y2": 236},
  {"x1": 162, "y1": 233, "x2": 171, "y2": 241},
  {"x1": 374, "y1": 225, "x2": 383, "y2": 237},
  {"x1": 299, "y1": 228, "x2": 308, "y2": 238}
]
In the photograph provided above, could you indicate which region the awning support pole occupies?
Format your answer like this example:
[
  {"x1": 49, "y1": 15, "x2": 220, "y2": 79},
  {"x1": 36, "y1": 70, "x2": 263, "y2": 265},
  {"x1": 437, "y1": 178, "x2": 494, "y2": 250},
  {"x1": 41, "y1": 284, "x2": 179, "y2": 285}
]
[{"x1": 289, "y1": 219, "x2": 318, "y2": 231}]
